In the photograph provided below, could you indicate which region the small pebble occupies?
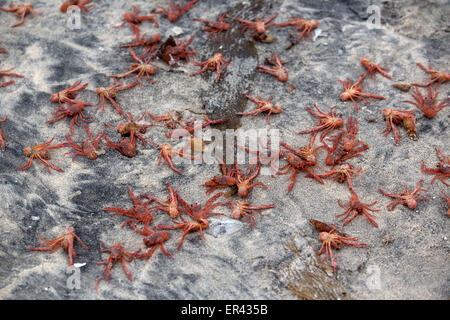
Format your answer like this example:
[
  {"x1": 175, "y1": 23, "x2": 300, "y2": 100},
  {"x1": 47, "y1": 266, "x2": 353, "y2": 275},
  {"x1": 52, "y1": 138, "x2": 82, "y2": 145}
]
[
  {"x1": 313, "y1": 29, "x2": 322, "y2": 41},
  {"x1": 171, "y1": 27, "x2": 184, "y2": 36},
  {"x1": 74, "y1": 263, "x2": 86, "y2": 268}
]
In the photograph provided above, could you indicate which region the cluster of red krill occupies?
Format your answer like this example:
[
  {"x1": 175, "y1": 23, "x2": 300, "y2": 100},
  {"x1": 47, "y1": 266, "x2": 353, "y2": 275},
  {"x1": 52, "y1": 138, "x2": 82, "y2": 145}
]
[{"x1": 1, "y1": 1, "x2": 448, "y2": 291}]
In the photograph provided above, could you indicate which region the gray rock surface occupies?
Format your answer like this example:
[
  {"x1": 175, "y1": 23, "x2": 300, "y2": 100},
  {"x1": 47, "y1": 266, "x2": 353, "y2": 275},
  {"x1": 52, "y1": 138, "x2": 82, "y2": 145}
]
[{"x1": 0, "y1": 0, "x2": 448, "y2": 300}]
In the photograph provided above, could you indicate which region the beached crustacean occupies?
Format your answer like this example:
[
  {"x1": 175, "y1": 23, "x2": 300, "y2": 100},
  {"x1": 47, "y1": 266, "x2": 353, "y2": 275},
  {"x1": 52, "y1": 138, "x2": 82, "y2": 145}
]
[
  {"x1": 60, "y1": 0, "x2": 94, "y2": 14},
  {"x1": 403, "y1": 85, "x2": 449, "y2": 119},
  {"x1": 381, "y1": 108, "x2": 417, "y2": 145},
  {"x1": 95, "y1": 243, "x2": 141, "y2": 294},
  {"x1": 17, "y1": 138, "x2": 66, "y2": 173},
  {"x1": 298, "y1": 104, "x2": 343, "y2": 141},
  {"x1": 314, "y1": 163, "x2": 364, "y2": 194},
  {"x1": 237, "y1": 93, "x2": 282, "y2": 125},
  {"x1": 378, "y1": 179, "x2": 429, "y2": 211},
  {"x1": 223, "y1": 194, "x2": 274, "y2": 229},
  {"x1": 337, "y1": 193, "x2": 380, "y2": 228},
  {"x1": 104, "y1": 134, "x2": 136, "y2": 158},
  {"x1": 0, "y1": 2, "x2": 42, "y2": 28},
  {"x1": 0, "y1": 116, "x2": 7, "y2": 151},
  {"x1": 194, "y1": 14, "x2": 230, "y2": 40},
  {"x1": 412, "y1": 63, "x2": 449, "y2": 87},
  {"x1": 116, "y1": 112, "x2": 155, "y2": 147},
  {"x1": 317, "y1": 225, "x2": 368, "y2": 271},
  {"x1": 96, "y1": 80, "x2": 138, "y2": 116},
  {"x1": 154, "y1": 0, "x2": 200, "y2": 22},
  {"x1": 278, "y1": 141, "x2": 324, "y2": 192},
  {"x1": 46, "y1": 100, "x2": 93, "y2": 135},
  {"x1": 141, "y1": 183, "x2": 184, "y2": 220},
  {"x1": 441, "y1": 192, "x2": 450, "y2": 217},
  {"x1": 0, "y1": 66, "x2": 24, "y2": 87},
  {"x1": 104, "y1": 187, "x2": 154, "y2": 230},
  {"x1": 128, "y1": 225, "x2": 173, "y2": 260},
  {"x1": 275, "y1": 17, "x2": 318, "y2": 42},
  {"x1": 113, "y1": 5, "x2": 159, "y2": 39},
  {"x1": 156, "y1": 142, "x2": 197, "y2": 175},
  {"x1": 63, "y1": 125, "x2": 105, "y2": 161},
  {"x1": 232, "y1": 12, "x2": 278, "y2": 35},
  {"x1": 157, "y1": 34, "x2": 196, "y2": 66},
  {"x1": 338, "y1": 73, "x2": 386, "y2": 112},
  {"x1": 28, "y1": 226, "x2": 88, "y2": 266},
  {"x1": 361, "y1": 57, "x2": 392, "y2": 80},
  {"x1": 50, "y1": 80, "x2": 89, "y2": 108},
  {"x1": 110, "y1": 48, "x2": 157, "y2": 86},
  {"x1": 190, "y1": 53, "x2": 231, "y2": 82},
  {"x1": 257, "y1": 52, "x2": 288, "y2": 82},
  {"x1": 421, "y1": 147, "x2": 449, "y2": 186}
]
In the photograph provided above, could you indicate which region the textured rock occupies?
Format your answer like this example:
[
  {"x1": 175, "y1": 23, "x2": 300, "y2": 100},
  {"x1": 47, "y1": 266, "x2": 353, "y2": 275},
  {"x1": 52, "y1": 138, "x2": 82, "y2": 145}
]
[{"x1": 0, "y1": 0, "x2": 448, "y2": 300}]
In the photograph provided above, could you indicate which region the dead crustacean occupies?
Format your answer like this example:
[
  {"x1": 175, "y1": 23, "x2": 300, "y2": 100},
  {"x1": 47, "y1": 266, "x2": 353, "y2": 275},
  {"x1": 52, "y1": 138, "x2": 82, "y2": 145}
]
[
  {"x1": 0, "y1": 66, "x2": 24, "y2": 87},
  {"x1": 278, "y1": 139, "x2": 324, "y2": 192},
  {"x1": 421, "y1": 147, "x2": 449, "y2": 186},
  {"x1": 237, "y1": 93, "x2": 282, "y2": 125},
  {"x1": 63, "y1": 125, "x2": 105, "y2": 161},
  {"x1": 156, "y1": 192, "x2": 227, "y2": 250},
  {"x1": 110, "y1": 47, "x2": 157, "y2": 86},
  {"x1": 50, "y1": 80, "x2": 89, "y2": 108},
  {"x1": 60, "y1": 0, "x2": 94, "y2": 14},
  {"x1": 360, "y1": 57, "x2": 392, "y2": 80},
  {"x1": 141, "y1": 183, "x2": 184, "y2": 221},
  {"x1": 95, "y1": 243, "x2": 141, "y2": 294},
  {"x1": 232, "y1": 12, "x2": 279, "y2": 36},
  {"x1": 317, "y1": 224, "x2": 368, "y2": 271},
  {"x1": 154, "y1": 0, "x2": 200, "y2": 22},
  {"x1": 403, "y1": 85, "x2": 449, "y2": 119},
  {"x1": 338, "y1": 73, "x2": 386, "y2": 112},
  {"x1": 104, "y1": 187, "x2": 154, "y2": 230},
  {"x1": 113, "y1": 5, "x2": 159, "y2": 39},
  {"x1": 0, "y1": 116, "x2": 7, "y2": 151},
  {"x1": 223, "y1": 194, "x2": 274, "y2": 229},
  {"x1": 441, "y1": 192, "x2": 450, "y2": 217},
  {"x1": 337, "y1": 193, "x2": 381, "y2": 228},
  {"x1": 17, "y1": 138, "x2": 66, "y2": 173},
  {"x1": 0, "y1": 2, "x2": 42, "y2": 28},
  {"x1": 412, "y1": 63, "x2": 450, "y2": 87},
  {"x1": 381, "y1": 108, "x2": 417, "y2": 145},
  {"x1": 46, "y1": 100, "x2": 93, "y2": 135},
  {"x1": 96, "y1": 80, "x2": 138, "y2": 116},
  {"x1": 314, "y1": 163, "x2": 364, "y2": 194},
  {"x1": 157, "y1": 34, "x2": 196, "y2": 66},
  {"x1": 190, "y1": 53, "x2": 231, "y2": 83},
  {"x1": 0, "y1": 41, "x2": 7, "y2": 55},
  {"x1": 275, "y1": 16, "x2": 319, "y2": 45},
  {"x1": 378, "y1": 179, "x2": 429, "y2": 211},
  {"x1": 127, "y1": 225, "x2": 173, "y2": 260},
  {"x1": 104, "y1": 134, "x2": 137, "y2": 158},
  {"x1": 116, "y1": 112, "x2": 155, "y2": 147},
  {"x1": 298, "y1": 104, "x2": 344, "y2": 141},
  {"x1": 195, "y1": 14, "x2": 230, "y2": 40},
  {"x1": 28, "y1": 226, "x2": 88, "y2": 266},
  {"x1": 156, "y1": 142, "x2": 198, "y2": 175},
  {"x1": 257, "y1": 52, "x2": 288, "y2": 83}
]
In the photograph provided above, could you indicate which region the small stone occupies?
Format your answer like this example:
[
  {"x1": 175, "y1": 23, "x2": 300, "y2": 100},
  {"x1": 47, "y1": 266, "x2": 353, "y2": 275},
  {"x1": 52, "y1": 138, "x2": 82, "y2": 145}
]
[
  {"x1": 171, "y1": 27, "x2": 184, "y2": 36},
  {"x1": 382, "y1": 235, "x2": 393, "y2": 245},
  {"x1": 313, "y1": 29, "x2": 322, "y2": 41},
  {"x1": 208, "y1": 217, "x2": 243, "y2": 238},
  {"x1": 74, "y1": 263, "x2": 86, "y2": 268},
  {"x1": 392, "y1": 83, "x2": 411, "y2": 92}
]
